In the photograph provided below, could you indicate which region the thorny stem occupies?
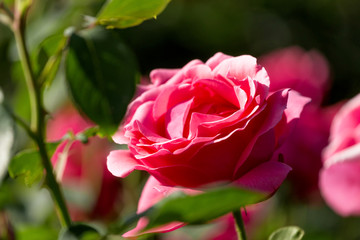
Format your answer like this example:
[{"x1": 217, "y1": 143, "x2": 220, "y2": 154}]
[{"x1": 11, "y1": 1, "x2": 72, "y2": 228}]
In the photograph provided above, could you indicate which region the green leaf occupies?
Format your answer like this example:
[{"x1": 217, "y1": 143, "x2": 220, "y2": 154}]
[
  {"x1": 17, "y1": 225, "x2": 58, "y2": 240},
  {"x1": 0, "y1": 89, "x2": 14, "y2": 183},
  {"x1": 142, "y1": 186, "x2": 265, "y2": 231},
  {"x1": 65, "y1": 27, "x2": 139, "y2": 136},
  {"x1": 7, "y1": 141, "x2": 59, "y2": 187},
  {"x1": 59, "y1": 223, "x2": 101, "y2": 240},
  {"x1": 97, "y1": 0, "x2": 171, "y2": 29},
  {"x1": 8, "y1": 149, "x2": 43, "y2": 187},
  {"x1": 269, "y1": 226, "x2": 305, "y2": 240},
  {"x1": 34, "y1": 34, "x2": 67, "y2": 88}
]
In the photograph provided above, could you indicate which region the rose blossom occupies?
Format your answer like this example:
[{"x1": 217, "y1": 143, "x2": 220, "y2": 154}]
[
  {"x1": 259, "y1": 46, "x2": 334, "y2": 197},
  {"x1": 320, "y1": 93, "x2": 360, "y2": 216},
  {"x1": 108, "y1": 52, "x2": 308, "y2": 190},
  {"x1": 47, "y1": 104, "x2": 122, "y2": 221},
  {"x1": 107, "y1": 53, "x2": 309, "y2": 237}
]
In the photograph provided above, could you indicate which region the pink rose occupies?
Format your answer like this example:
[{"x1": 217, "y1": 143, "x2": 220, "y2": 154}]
[
  {"x1": 259, "y1": 47, "x2": 333, "y2": 197},
  {"x1": 108, "y1": 52, "x2": 309, "y2": 191},
  {"x1": 320, "y1": 94, "x2": 360, "y2": 216},
  {"x1": 47, "y1": 104, "x2": 122, "y2": 221},
  {"x1": 109, "y1": 53, "x2": 309, "y2": 238}
]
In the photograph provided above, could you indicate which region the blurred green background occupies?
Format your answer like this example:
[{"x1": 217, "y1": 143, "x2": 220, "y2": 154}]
[
  {"x1": 119, "y1": 0, "x2": 360, "y2": 104},
  {"x1": 2, "y1": 0, "x2": 360, "y2": 105}
]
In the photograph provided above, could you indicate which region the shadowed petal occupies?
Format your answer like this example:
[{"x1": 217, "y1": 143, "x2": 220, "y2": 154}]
[{"x1": 234, "y1": 161, "x2": 291, "y2": 194}]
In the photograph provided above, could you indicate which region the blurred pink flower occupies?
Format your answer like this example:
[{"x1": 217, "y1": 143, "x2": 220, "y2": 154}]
[
  {"x1": 320, "y1": 94, "x2": 360, "y2": 216},
  {"x1": 259, "y1": 46, "x2": 330, "y2": 105},
  {"x1": 47, "y1": 104, "x2": 122, "y2": 221},
  {"x1": 259, "y1": 46, "x2": 334, "y2": 198}
]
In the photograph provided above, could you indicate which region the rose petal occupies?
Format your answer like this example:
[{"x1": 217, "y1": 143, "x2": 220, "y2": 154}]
[
  {"x1": 166, "y1": 59, "x2": 205, "y2": 85},
  {"x1": 185, "y1": 64, "x2": 214, "y2": 80},
  {"x1": 213, "y1": 55, "x2": 269, "y2": 89},
  {"x1": 123, "y1": 218, "x2": 184, "y2": 239},
  {"x1": 113, "y1": 86, "x2": 164, "y2": 144},
  {"x1": 149, "y1": 59, "x2": 210, "y2": 87},
  {"x1": 324, "y1": 142, "x2": 360, "y2": 168},
  {"x1": 166, "y1": 98, "x2": 193, "y2": 139},
  {"x1": 275, "y1": 90, "x2": 311, "y2": 146},
  {"x1": 193, "y1": 78, "x2": 239, "y2": 107},
  {"x1": 107, "y1": 150, "x2": 143, "y2": 178},
  {"x1": 153, "y1": 84, "x2": 192, "y2": 121},
  {"x1": 320, "y1": 160, "x2": 360, "y2": 216},
  {"x1": 233, "y1": 161, "x2": 292, "y2": 194},
  {"x1": 150, "y1": 69, "x2": 180, "y2": 85},
  {"x1": 284, "y1": 90, "x2": 312, "y2": 124},
  {"x1": 146, "y1": 164, "x2": 216, "y2": 188},
  {"x1": 188, "y1": 112, "x2": 225, "y2": 138},
  {"x1": 205, "y1": 52, "x2": 232, "y2": 70},
  {"x1": 330, "y1": 94, "x2": 360, "y2": 142},
  {"x1": 233, "y1": 89, "x2": 289, "y2": 173}
]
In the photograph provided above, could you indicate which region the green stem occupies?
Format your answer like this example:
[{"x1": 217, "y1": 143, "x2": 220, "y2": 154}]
[
  {"x1": 233, "y1": 209, "x2": 247, "y2": 240},
  {"x1": 12, "y1": 17, "x2": 39, "y2": 132},
  {"x1": 36, "y1": 136, "x2": 72, "y2": 227},
  {"x1": 12, "y1": 4, "x2": 72, "y2": 228}
]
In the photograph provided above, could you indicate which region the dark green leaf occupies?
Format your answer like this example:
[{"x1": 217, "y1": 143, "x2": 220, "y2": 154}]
[
  {"x1": 143, "y1": 186, "x2": 265, "y2": 231},
  {"x1": 65, "y1": 27, "x2": 139, "y2": 136},
  {"x1": 59, "y1": 223, "x2": 101, "y2": 240},
  {"x1": 8, "y1": 149, "x2": 43, "y2": 187},
  {"x1": 269, "y1": 226, "x2": 305, "y2": 240},
  {"x1": 0, "y1": 89, "x2": 14, "y2": 183},
  {"x1": 97, "y1": 0, "x2": 171, "y2": 29}
]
